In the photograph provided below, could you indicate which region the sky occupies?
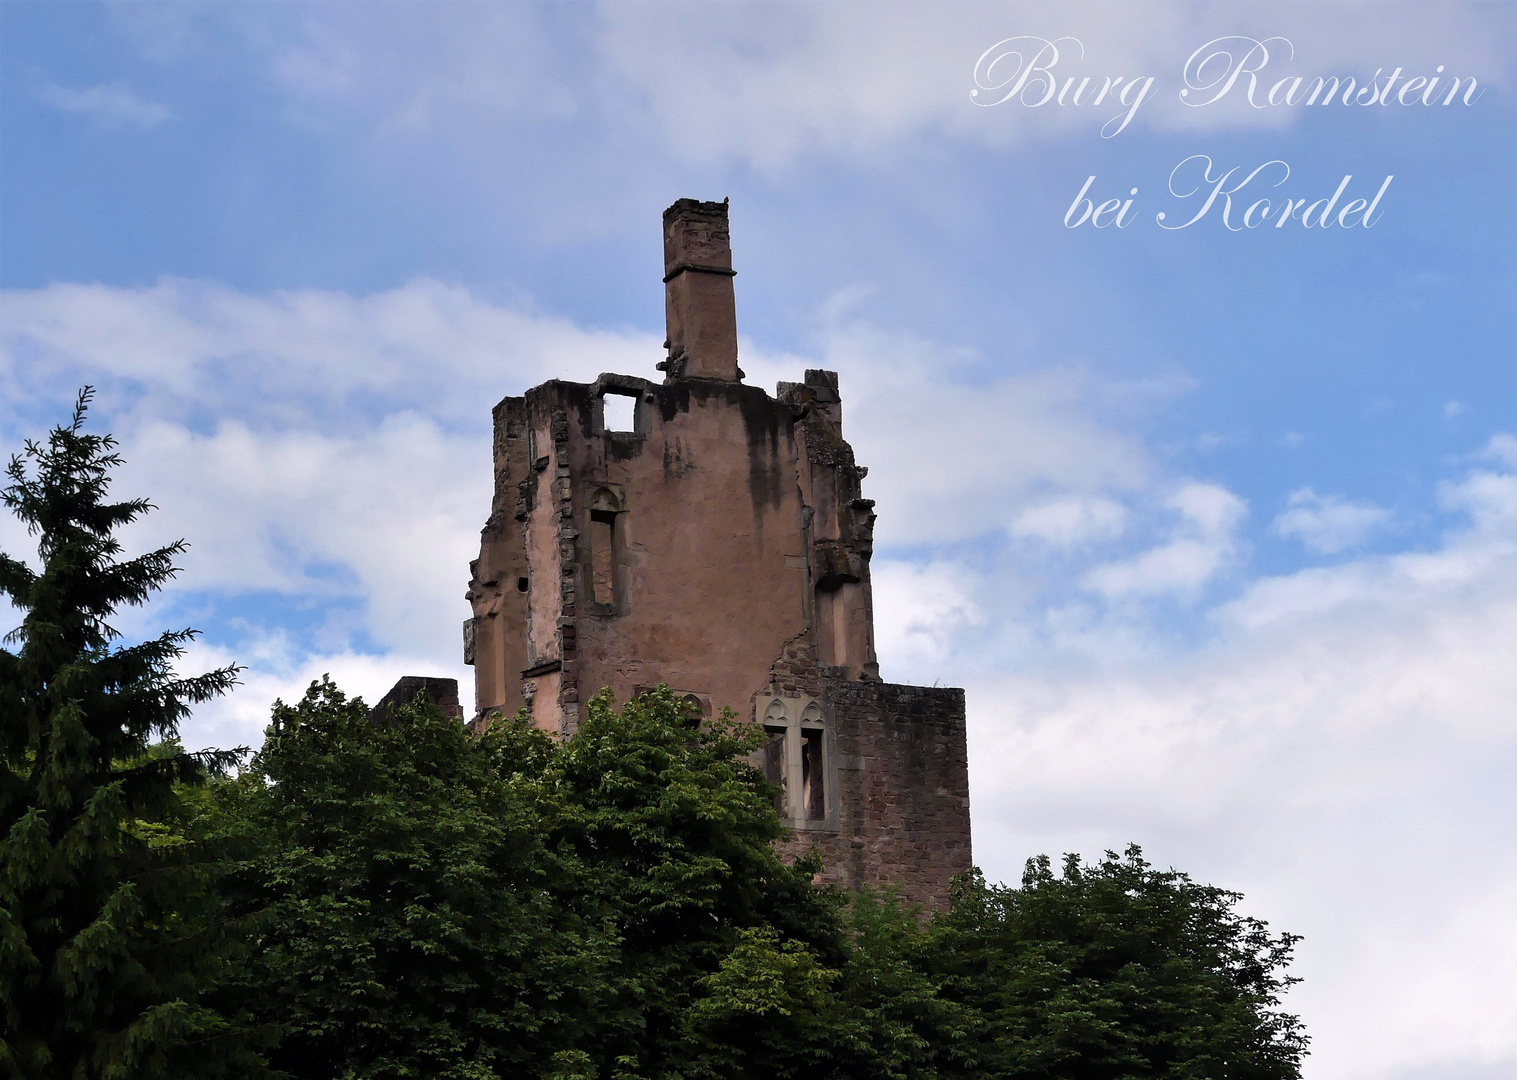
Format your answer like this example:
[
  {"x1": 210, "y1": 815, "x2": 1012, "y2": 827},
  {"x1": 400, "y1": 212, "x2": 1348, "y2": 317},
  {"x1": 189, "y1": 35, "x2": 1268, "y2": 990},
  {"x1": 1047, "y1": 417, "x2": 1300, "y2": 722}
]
[{"x1": 3, "y1": 2, "x2": 1516, "y2": 1076}]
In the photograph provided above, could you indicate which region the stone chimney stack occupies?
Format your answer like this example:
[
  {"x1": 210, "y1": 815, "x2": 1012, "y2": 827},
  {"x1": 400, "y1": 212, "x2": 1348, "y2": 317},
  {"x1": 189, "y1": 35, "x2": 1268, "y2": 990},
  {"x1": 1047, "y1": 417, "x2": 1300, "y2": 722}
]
[{"x1": 660, "y1": 198, "x2": 741, "y2": 382}]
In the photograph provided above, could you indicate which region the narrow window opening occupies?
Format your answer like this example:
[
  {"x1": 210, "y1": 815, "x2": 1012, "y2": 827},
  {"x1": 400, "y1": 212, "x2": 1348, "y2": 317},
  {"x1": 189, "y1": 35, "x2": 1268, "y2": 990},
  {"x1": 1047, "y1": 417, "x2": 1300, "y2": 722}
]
[
  {"x1": 801, "y1": 727, "x2": 825, "y2": 819},
  {"x1": 516, "y1": 576, "x2": 529, "y2": 593},
  {"x1": 602, "y1": 393, "x2": 636, "y2": 433},
  {"x1": 590, "y1": 509, "x2": 617, "y2": 606},
  {"x1": 763, "y1": 726, "x2": 788, "y2": 815}
]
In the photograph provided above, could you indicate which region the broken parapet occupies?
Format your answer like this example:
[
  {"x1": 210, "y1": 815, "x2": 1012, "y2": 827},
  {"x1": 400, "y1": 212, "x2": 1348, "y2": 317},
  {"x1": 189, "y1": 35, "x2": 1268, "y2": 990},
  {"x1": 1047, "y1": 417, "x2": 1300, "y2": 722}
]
[{"x1": 368, "y1": 676, "x2": 464, "y2": 725}]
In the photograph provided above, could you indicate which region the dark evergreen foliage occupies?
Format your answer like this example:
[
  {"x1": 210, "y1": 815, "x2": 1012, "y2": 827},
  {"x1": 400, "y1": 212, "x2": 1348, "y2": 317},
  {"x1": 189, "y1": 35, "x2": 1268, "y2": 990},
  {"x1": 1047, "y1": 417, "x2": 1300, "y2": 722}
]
[{"x1": 0, "y1": 390, "x2": 264, "y2": 1078}]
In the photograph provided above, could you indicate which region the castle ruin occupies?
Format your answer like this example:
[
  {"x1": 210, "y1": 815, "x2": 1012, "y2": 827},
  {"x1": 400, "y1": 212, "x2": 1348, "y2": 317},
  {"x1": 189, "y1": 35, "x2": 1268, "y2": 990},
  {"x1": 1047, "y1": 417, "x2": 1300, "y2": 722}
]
[{"x1": 396, "y1": 199, "x2": 972, "y2": 908}]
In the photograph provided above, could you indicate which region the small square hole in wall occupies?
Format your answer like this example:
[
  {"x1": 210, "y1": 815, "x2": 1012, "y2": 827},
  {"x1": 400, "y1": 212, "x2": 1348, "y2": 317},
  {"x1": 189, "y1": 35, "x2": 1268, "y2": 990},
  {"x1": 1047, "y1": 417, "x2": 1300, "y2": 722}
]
[{"x1": 602, "y1": 394, "x2": 636, "y2": 433}]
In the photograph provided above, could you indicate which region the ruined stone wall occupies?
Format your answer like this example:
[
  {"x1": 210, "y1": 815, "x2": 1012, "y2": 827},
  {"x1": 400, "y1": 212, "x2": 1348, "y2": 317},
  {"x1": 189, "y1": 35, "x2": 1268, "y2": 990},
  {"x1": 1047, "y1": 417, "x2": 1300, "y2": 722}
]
[
  {"x1": 492, "y1": 375, "x2": 811, "y2": 731},
  {"x1": 760, "y1": 637, "x2": 971, "y2": 911},
  {"x1": 463, "y1": 398, "x2": 532, "y2": 720},
  {"x1": 780, "y1": 370, "x2": 878, "y2": 681},
  {"x1": 452, "y1": 196, "x2": 973, "y2": 907},
  {"x1": 809, "y1": 680, "x2": 971, "y2": 908}
]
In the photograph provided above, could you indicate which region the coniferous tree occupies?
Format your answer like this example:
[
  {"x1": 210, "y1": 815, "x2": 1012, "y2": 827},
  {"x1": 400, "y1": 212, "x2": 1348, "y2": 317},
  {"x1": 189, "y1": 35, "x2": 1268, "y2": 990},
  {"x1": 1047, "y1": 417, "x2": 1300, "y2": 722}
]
[{"x1": 0, "y1": 390, "x2": 265, "y2": 1078}]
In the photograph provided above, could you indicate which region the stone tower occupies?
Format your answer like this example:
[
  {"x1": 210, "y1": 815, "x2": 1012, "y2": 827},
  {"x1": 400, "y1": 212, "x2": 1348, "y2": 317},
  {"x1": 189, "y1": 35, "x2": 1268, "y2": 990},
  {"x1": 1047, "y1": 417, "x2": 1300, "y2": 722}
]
[{"x1": 462, "y1": 198, "x2": 971, "y2": 907}]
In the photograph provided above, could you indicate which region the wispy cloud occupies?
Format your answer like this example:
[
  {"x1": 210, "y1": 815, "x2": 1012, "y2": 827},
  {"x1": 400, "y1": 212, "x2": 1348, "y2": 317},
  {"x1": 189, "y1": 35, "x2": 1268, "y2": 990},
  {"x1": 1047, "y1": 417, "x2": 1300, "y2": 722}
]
[
  {"x1": 1082, "y1": 482, "x2": 1246, "y2": 598},
  {"x1": 1273, "y1": 487, "x2": 1392, "y2": 554},
  {"x1": 35, "y1": 80, "x2": 172, "y2": 129},
  {"x1": 110, "y1": 1, "x2": 1511, "y2": 171},
  {"x1": 1012, "y1": 495, "x2": 1128, "y2": 548}
]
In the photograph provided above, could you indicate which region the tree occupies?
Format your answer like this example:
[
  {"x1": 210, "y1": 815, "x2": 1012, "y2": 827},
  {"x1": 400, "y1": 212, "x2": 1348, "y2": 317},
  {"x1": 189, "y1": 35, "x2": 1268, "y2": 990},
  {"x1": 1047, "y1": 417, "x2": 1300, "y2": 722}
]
[
  {"x1": 220, "y1": 678, "x2": 1308, "y2": 1080},
  {"x1": 0, "y1": 390, "x2": 264, "y2": 1079},
  {"x1": 219, "y1": 683, "x2": 853, "y2": 1080},
  {"x1": 678, "y1": 888, "x2": 973, "y2": 1080},
  {"x1": 216, "y1": 678, "x2": 609, "y2": 1079},
  {"x1": 928, "y1": 846, "x2": 1309, "y2": 1080},
  {"x1": 549, "y1": 687, "x2": 848, "y2": 1079}
]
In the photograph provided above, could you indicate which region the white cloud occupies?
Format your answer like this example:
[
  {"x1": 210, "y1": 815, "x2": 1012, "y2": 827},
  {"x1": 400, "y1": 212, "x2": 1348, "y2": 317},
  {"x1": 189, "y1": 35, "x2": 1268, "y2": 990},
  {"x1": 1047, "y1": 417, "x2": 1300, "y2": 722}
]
[
  {"x1": 1273, "y1": 487, "x2": 1391, "y2": 554},
  {"x1": 105, "y1": 1, "x2": 1511, "y2": 171},
  {"x1": 963, "y1": 450, "x2": 1517, "y2": 1080},
  {"x1": 740, "y1": 318, "x2": 1164, "y2": 548},
  {"x1": 261, "y1": 3, "x2": 574, "y2": 130},
  {"x1": 1012, "y1": 495, "x2": 1127, "y2": 547},
  {"x1": 871, "y1": 559, "x2": 985, "y2": 680},
  {"x1": 1082, "y1": 481, "x2": 1245, "y2": 598},
  {"x1": 35, "y1": 80, "x2": 172, "y2": 129},
  {"x1": 1477, "y1": 432, "x2": 1517, "y2": 470},
  {"x1": 1440, "y1": 460, "x2": 1517, "y2": 532},
  {"x1": 114, "y1": 414, "x2": 486, "y2": 652},
  {"x1": 0, "y1": 277, "x2": 660, "y2": 425},
  {"x1": 176, "y1": 635, "x2": 469, "y2": 755},
  {"x1": 1170, "y1": 481, "x2": 1245, "y2": 534},
  {"x1": 596, "y1": 1, "x2": 1512, "y2": 167}
]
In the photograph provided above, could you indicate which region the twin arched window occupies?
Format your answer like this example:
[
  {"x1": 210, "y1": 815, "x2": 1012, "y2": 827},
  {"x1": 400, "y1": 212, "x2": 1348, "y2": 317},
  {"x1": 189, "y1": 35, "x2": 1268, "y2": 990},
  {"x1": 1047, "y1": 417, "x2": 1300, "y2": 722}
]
[{"x1": 761, "y1": 697, "x2": 828, "y2": 822}]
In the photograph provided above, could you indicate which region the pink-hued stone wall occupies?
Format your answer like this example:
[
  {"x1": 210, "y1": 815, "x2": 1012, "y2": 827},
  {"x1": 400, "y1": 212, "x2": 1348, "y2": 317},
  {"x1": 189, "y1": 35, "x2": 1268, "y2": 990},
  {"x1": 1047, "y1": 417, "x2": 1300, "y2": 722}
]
[{"x1": 457, "y1": 197, "x2": 972, "y2": 908}]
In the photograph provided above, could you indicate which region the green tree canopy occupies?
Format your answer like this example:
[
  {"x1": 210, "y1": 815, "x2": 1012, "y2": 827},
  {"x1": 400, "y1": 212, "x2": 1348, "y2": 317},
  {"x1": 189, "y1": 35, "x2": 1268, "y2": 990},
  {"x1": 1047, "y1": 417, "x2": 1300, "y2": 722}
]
[
  {"x1": 219, "y1": 680, "x2": 1308, "y2": 1080},
  {"x1": 218, "y1": 682, "x2": 856, "y2": 1080},
  {"x1": 0, "y1": 390, "x2": 264, "y2": 1078},
  {"x1": 217, "y1": 678, "x2": 603, "y2": 1079},
  {"x1": 929, "y1": 849, "x2": 1309, "y2": 1080}
]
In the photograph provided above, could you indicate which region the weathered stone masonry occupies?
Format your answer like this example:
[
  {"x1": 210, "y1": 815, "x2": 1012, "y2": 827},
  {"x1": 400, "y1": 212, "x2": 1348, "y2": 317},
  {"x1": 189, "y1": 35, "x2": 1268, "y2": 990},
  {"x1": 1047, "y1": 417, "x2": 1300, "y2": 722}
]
[{"x1": 412, "y1": 198, "x2": 971, "y2": 909}]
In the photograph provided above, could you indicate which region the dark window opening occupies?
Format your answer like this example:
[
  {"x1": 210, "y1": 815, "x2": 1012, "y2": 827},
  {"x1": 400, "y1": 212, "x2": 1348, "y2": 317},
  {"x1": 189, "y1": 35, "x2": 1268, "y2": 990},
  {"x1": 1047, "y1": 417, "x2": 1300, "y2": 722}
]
[
  {"x1": 590, "y1": 509, "x2": 617, "y2": 606},
  {"x1": 516, "y1": 576, "x2": 529, "y2": 593},
  {"x1": 763, "y1": 727, "x2": 788, "y2": 815},
  {"x1": 801, "y1": 728, "x2": 825, "y2": 819}
]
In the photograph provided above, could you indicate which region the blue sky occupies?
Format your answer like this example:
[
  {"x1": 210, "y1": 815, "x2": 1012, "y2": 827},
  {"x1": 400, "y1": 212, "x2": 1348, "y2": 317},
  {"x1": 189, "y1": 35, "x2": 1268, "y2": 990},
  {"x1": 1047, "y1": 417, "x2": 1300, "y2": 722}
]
[{"x1": 4, "y1": 5, "x2": 1517, "y2": 1078}]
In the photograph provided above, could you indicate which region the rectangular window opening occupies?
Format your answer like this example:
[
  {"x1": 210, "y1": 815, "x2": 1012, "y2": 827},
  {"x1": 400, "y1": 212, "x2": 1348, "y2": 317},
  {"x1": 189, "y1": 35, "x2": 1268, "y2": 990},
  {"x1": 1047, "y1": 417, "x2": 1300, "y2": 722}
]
[
  {"x1": 590, "y1": 509, "x2": 617, "y2": 606},
  {"x1": 763, "y1": 726, "x2": 788, "y2": 816},
  {"x1": 801, "y1": 728, "x2": 825, "y2": 819},
  {"x1": 602, "y1": 393, "x2": 637, "y2": 433}
]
